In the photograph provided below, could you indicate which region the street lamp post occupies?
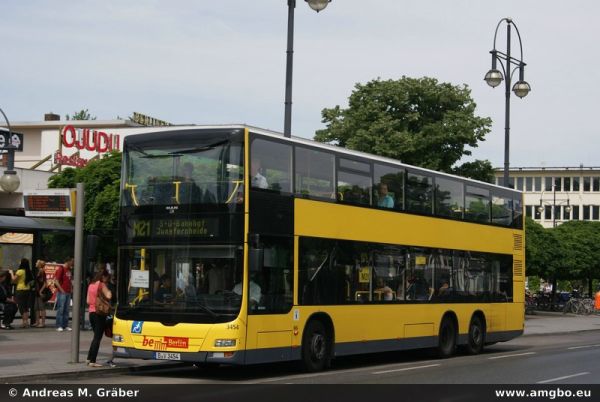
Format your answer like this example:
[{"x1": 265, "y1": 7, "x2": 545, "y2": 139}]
[
  {"x1": 484, "y1": 18, "x2": 531, "y2": 188},
  {"x1": 0, "y1": 107, "x2": 21, "y2": 193},
  {"x1": 537, "y1": 185, "x2": 571, "y2": 228},
  {"x1": 283, "y1": 0, "x2": 331, "y2": 138}
]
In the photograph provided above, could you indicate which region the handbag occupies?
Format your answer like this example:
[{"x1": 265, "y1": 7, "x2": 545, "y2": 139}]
[
  {"x1": 104, "y1": 316, "x2": 114, "y2": 338},
  {"x1": 95, "y1": 283, "x2": 112, "y2": 316},
  {"x1": 41, "y1": 287, "x2": 52, "y2": 302}
]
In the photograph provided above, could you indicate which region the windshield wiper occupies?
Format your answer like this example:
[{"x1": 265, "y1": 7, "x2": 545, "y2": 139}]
[{"x1": 186, "y1": 301, "x2": 219, "y2": 319}]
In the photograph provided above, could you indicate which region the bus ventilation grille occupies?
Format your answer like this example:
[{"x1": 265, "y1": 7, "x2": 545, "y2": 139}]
[
  {"x1": 513, "y1": 234, "x2": 523, "y2": 251},
  {"x1": 513, "y1": 260, "x2": 524, "y2": 278}
]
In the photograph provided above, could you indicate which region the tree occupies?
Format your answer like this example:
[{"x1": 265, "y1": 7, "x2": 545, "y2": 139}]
[
  {"x1": 314, "y1": 77, "x2": 493, "y2": 181},
  {"x1": 65, "y1": 108, "x2": 96, "y2": 121},
  {"x1": 48, "y1": 151, "x2": 121, "y2": 261}
]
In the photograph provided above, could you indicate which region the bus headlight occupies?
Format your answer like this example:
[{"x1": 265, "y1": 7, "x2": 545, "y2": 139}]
[
  {"x1": 113, "y1": 334, "x2": 124, "y2": 343},
  {"x1": 214, "y1": 339, "x2": 236, "y2": 347}
]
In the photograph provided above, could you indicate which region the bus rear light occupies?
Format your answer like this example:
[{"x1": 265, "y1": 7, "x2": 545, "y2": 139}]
[{"x1": 214, "y1": 339, "x2": 236, "y2": 347}]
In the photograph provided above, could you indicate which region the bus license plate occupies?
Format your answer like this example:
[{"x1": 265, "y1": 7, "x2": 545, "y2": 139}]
[{"x1": 154, "y1": 352, "x2": 181, "y2": 361}]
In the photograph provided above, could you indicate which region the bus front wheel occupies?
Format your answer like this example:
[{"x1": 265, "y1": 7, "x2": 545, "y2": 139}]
[
  {"x1": 437, "y1": 317, "x2": 456, "y2": 358},
  {"x1": 301, "y1": 320, "x2": 330, "y2": 372}
]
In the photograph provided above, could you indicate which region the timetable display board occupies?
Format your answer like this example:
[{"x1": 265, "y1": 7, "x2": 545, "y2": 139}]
[{"x1": 23, "y1": 189, "x2": 76, "y2": 217}]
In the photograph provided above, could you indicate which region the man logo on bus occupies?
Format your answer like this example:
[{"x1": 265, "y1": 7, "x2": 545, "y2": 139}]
[{"x1": 131, "y1": 321, "x2": 144, "y2": 334}]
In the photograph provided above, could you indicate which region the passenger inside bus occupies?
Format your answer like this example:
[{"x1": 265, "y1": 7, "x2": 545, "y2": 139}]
[
  {"x1": 251, "y1": 159, "x2": 268, "y2": 189},
  {"x1": 374, "y1": 278, "x2": 394, "y2": 301},
  {"x1": 233, "y1": 275, "x2": 262, "y2": 307},
  {"x1": 154, "y1": 275, "x2": 173, "y2": 303},
  {"x1": 376, "y1": 183, "x2": 394, "y2": 209}
]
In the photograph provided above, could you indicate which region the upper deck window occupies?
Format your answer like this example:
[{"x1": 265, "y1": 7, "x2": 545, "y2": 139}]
[
  {"x1": 295, "y1": 146, "x2": 335, "y2": 200},
  {"x1": 250, "y1": 139, "x2": 292, "y2": 193},
  {"x1": 123, "y1": 138, "x2": 243, "y2": 207}
]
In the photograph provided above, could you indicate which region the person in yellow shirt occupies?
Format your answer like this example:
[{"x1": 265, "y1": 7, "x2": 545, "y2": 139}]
[{"x1": 13, "y1": 258, "x2": 34, "y2": 328}]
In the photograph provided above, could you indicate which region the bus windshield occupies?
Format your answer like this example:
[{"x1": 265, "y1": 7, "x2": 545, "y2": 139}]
[
  {"x1": 123, "y1": 138, "x2": 244, "y2": 207},
  {"x1": 118, "y1": 245, "x2": 243, "y2": 323}
]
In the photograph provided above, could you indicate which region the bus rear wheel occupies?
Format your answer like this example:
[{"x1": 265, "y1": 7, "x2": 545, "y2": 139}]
[
  {"x1": 301, "y1": 320, "x2": 330, "y2": 372},
  {"x1": 465, "y1": 315, "x2": 485, "y2": 355},
  {"x1": 437, "y1": 317, "x2": 456, "y2": 358}
]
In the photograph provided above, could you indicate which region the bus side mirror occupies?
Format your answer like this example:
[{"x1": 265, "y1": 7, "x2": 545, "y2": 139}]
[{"x1": 249, "y1": 248, "x2": 264, "y2": 273}]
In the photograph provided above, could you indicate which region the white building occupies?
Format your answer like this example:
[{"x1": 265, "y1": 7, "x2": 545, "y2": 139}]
[
  {"x1": 0, "y1": 113, "x2": 183, "y2": 213},
  {"x1": 495, "y1": 167, "x2": 600, "y2": 228}
]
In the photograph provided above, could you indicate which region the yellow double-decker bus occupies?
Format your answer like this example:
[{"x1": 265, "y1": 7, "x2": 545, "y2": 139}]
[{"x1": 113, "y1": 125, "x2": 524, "y2": 371}]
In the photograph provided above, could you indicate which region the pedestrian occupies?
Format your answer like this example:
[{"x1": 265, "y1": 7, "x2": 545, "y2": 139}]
[
  {"x1": 0, "y1": 270, "x2": 18, "y2": 329},
  {"x1": 54, "y1": 257, "x2": 74, "y2": 332},
  {"x1": 86, "y1": 269, "x2": 112, "y2": 367},
  {"x1": 13, "y1": 258, "x2": 34, "y2": 328},
  {"x1": 33, "y1": 260, "x2": 48, "y2": 328}
]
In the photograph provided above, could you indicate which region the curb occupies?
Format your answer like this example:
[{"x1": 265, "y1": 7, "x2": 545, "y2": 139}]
[{"x1": 0, "y1": 362, "x2": 187, "y2": 384}]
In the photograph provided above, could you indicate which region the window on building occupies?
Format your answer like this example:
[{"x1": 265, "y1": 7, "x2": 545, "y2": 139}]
[
  {"x1": 525, "y1": 205, "x2": 533, "y2": 218},
  {"x1": 593, "y1": 177, "x2": 600, "y2": 192},
  {"x1": 593, "y1": 206, "x2": 600, "y2": 220},
  {"x1": 544, "y1": 205, "x2": 552, "y2": 220},
  {"x1": 534, "y1": 177, "x2": 541, "y2": 192},
  {"x1": 554, "y1": 177, "x2": 562, "y2": 192},
  {"x1": 525, "y1": 177, "x2": 533, "y2": 192},
  {"x1": 583, "y1": 205, "x2": 590, "y2": 220},
  {"x1": 573, "y1": 177, "x2": 580, "y2": 192},
  {"x1": 584, "y1": 177, "x2": 591, "y2": 192},
  {"x1": 545, "y1": 177, "x2": 553, "y2": 192},
  {"x1": 562, "y1": 205, "x2": 570, "y2": 221},
  {"x1": 564, "y1": 177, "x2": 571, "y2": 192},
  {"x1": 516, "y1": 177, "x2": 524, "y2": 191},
  {"x1": 572, "y1": 205, "x2": 579, "y2": 220}
]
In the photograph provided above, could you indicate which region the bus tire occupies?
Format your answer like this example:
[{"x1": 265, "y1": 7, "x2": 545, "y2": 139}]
[
  {"x1": 465, "y1": 315, "x2": 485, "y2": 355},
  {"x1": 301, "y1": 320, "x2": 330, "y2": 372},
  {"x1": 437, "y1": 316, "x2": 456, "y2": 358}
]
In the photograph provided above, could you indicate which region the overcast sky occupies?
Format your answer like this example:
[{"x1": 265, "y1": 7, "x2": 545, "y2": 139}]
[{"x1": 1, "y1": 0, "x2": 598, "y2": 168}]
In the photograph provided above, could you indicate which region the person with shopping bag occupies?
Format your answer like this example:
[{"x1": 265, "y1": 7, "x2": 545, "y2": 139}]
[{"x1": 85, "y1": 269, "x2": 112, "y2": 367}]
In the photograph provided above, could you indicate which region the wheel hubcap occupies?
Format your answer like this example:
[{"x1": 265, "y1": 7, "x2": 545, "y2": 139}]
[{"x1": 311, "y1": 333, "x2": 325, "y2": 360}]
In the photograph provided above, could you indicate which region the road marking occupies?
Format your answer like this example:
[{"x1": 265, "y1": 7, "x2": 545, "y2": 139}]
[
  {"x1": 372, "y1": 364, "x2": 441, "y2": 374},
  {"x1": 568, "y1": 344, "x2": 600, "y2": 350},
  {"x1": 537, "y1": 372, "x2": 590, "y2": 384},
  {"x1": 488, "y1": 352, "x2": 536, "y2": 360}
]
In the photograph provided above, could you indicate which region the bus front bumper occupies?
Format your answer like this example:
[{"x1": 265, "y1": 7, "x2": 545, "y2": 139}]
[{"x1": 113, "y1": 346, "x2": 246, "y2": 365}]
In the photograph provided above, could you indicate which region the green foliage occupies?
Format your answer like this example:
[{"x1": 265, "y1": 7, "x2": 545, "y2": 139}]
[
  {"x1": 48, "y1": 151, "x2": 122, "y2": 260},
  {"x1": 65, "y1": 108, "x2": 96, "y2": 121},
  {"x1": 315, "y1": 76, "x2": 493, "y2": 177},
  {"x1": 451, "y1": 160, "x2": 495, "y2": 183},
  {"x1": 526, "y1": 218, "x2": 600, "y2": 288}
]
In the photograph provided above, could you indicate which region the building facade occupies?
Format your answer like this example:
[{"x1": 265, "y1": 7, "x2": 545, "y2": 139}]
[{"x1": 495, "y1": 167, "x2": 600, "y2": 228}]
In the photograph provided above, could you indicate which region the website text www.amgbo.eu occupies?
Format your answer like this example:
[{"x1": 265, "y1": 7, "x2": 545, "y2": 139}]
[{"x1": 496, "y1": 388, "x2": 591, "y2": 400}]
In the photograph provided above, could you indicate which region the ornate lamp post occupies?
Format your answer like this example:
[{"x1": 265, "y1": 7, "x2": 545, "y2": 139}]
[
  {"x1": 484, "y1": 18, "x2": 531, "y2": 188},
  {"x1": 0, "y1": 107, "x2": 20, "y2": 193},
  {"x1": 284, "y1": 0, "x2": 332, "y2": 138}
]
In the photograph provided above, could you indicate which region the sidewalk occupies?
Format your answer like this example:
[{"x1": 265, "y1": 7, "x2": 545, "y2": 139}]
[{"x1": 2, "y1": 311, "x2": 600, "y2": 382}]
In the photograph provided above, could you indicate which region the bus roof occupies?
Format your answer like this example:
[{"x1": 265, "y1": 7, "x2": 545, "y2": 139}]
[{"x1": 123, "y1": 124, "x2": 522, "y2": 196}]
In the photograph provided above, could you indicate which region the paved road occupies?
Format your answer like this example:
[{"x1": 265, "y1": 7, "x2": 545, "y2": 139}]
[{"x1": 32, "y1": 330, "x2": 600, "y2": 384}]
